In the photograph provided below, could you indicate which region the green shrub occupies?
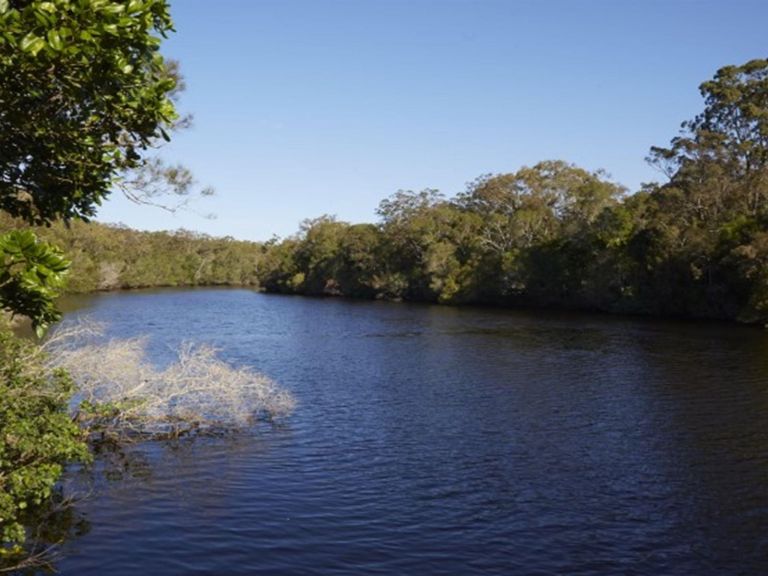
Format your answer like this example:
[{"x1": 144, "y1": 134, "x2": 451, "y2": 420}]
[{"x1": 0, "y1": 327, "x2": 89, "y2": 561}]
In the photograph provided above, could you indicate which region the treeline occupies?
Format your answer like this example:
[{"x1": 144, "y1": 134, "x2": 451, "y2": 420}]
[
  {"x1": 2, "y1": 59, "x2": 764, "y2": 325},
  {"x1": 0, "y1": 214, "x2": 263, "y2": 292},
  {"x1": 258, "y1": 159, "x2": 766, "y2": 323},
  {"x1": 257, "y1": 60, "x2": 768, "y2": 324}
]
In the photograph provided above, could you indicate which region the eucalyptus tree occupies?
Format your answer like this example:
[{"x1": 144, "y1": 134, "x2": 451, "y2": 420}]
[
  {"x1": 456, "y1": 161, "x2": 624, "y2": 302},
  {"x1": 648, "y1": 58, "x2": 768, "y2": 222},
  {"x1": 642, "y1": 59, "x2": 768, "y2": 319},
  {"x1": 376, "y1": 189, "x2": 483, "y2": 301}
]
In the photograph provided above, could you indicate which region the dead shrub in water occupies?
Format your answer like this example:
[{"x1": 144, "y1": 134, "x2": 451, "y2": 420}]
[{"x1": 45, "y1": 321, "x2": 295, "y2": 439}]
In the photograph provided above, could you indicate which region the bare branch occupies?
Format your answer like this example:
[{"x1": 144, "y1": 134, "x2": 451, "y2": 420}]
[{"x1": 45, "y1": 320, "x2": 295, "y2": 439}]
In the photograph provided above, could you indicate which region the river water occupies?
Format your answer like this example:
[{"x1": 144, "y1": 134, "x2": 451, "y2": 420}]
[{"x1": 52, "y1": 288, "x2": 768, "y2": 575}]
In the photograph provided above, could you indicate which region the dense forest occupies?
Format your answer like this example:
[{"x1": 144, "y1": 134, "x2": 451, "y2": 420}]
[
  {"x1": 3, "y1": 59, "x2": 765, "y2": 325},
  {"x1": 0, "y1": 214, "x2": 263, "y2": 292},
  {"x1": 258, "y1": 60, "x2": 768, "y2": 325},
  {"x1": 3, "y1": 60, "x2": 766, "y2": 326}
]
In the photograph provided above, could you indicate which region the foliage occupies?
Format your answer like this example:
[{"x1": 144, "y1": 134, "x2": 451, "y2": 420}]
[
  {"x1": 255, "y1": 57, "x2": 768, "y2": 324},
  {"x1": 0, "y1": 0, "x2": 178, "y2": 225},
  {"x1": 0, "y1": 0, "x2": 204, "y2": 329},
  {"x1": 258, "y1": 162, "x2": 628, "y2": 308},
  {"x1": 0, "y1": 326, "x2": 89, "y2": 560},
  {"x1": 0, "y1": 1, "x2": 202, "y2": 567},
  {"x1": 0, "y1": 230, "x2": 69, "y2": 335},
  {"x1": 0, "y1": 214, "x2": 263, "y2": 292},
  {"x1": 649, "y1": 58, "x2": 768, "y2": 186}
]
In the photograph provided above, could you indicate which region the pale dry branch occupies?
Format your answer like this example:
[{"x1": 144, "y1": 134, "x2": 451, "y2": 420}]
[{"x1": 45, "y1": 320, "x2": 295, "y2": 438}]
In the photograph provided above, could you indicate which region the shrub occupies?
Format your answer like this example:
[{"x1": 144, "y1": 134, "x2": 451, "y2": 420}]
[{"x1": 0, "y1": 327, "x2": 89, "y2": 562}]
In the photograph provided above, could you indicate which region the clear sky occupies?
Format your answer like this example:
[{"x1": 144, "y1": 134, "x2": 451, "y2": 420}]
[{"x1": 95, "y1": 0, "x2": 768, "y2": 242}]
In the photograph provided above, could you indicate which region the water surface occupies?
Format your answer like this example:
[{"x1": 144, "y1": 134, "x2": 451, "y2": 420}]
[{"x1": 55, "y1": 289, "x2": 768, "y2": 575}]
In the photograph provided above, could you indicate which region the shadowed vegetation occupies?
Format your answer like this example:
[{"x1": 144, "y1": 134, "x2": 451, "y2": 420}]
[
  {"x1": 257, "y1": 59, "x2": 768, "y2": 325},
  {"x1": 0, "y1": 214, "x2": 263, "y2": 292}
]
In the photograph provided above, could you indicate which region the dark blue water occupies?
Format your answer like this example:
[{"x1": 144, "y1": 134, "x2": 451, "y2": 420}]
[{"x1": 54, "y1": 289, "x2": 768, "y2": 575}]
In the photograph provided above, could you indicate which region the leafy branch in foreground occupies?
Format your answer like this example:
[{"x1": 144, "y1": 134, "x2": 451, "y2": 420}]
[
  {"x1": 0, "y1": 229, "x2": 69, "y2": 336},
  {"x1": 0, "y1": 0, "x2": 178, "y2": 225},
  {"x1": 0, "y1": 0, "x2": 211, "y2": 328},
  {"x1": 0, "y1": 1, "x2": 219, "y2": 571}
]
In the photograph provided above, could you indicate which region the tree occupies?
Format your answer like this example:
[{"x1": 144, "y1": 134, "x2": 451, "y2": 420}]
[
  {"x1": 0, "y1": 0, "x2": 179, "y2": 225},
  {"x1": 0, "y1": 0, "x2": 182, "y2": 561},
  {"x1": 641, "y1": 59, "x2": 768, "y2": 319},
  {"x1": 293, "y1": 215, "x2": 348, "y2": 294},
  {"x1": 455, "y1": 161, "x2": 624, "y2": 302},
  {"x1": 335, "y1": 223, "x2": 382, "y2": 298},
  {"x1": 0, "y1": 0, "x2": 183, "y2": 330},
  {"x1": 648, "y1": 58, "x2": 768, "y2": 219}
]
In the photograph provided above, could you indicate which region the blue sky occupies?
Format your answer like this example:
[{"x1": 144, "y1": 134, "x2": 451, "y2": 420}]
[{"x1": 95, "y1": 0, "x2": 768, "y2": 241}]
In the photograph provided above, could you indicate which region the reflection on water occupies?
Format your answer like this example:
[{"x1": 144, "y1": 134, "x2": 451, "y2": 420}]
[{"x1": 51, "y1": 289, "x2": 768, "y2": 575}]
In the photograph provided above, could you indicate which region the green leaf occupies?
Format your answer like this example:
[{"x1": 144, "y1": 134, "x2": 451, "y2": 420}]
[
  {"x1": 47, "y1": 29, "x2": 62, "y2": 51},
  {"x1": 104, "y1": 3, "x2": 125, "y2": 14},
  {"x1": 20, "y1": 33, "x2": 46, "y2": 56}
]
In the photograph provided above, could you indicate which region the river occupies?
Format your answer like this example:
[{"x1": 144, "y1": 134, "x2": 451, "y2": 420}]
[{"x1": 51, "y1": 288, "x2": 768, "y2": 575}]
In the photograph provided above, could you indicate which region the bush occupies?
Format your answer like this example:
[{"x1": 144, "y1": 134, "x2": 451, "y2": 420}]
[{"x1": 0, "y1": 326, "x2": 89, "y2": 562}]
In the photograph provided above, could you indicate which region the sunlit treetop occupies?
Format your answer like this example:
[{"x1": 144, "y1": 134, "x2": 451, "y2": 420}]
[{"x1": 649, "y1": 58, "x2": 768, "y2": 180}]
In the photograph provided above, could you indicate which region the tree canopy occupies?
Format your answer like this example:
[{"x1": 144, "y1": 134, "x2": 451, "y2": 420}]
[
  {"x1": 1, "y1": 2, "x2": 181, "y2": 563},
  {"x1": 0, "y1": 0, "x2": 178, "y2": 225},
  {"x1": 256, "y1": 58, "x2": 768, "y2": 323},
  {"x1": 650, "y1": 59, "x2": 768, "y2": 178},
  {"x1": 0, "y1": 0, "x2": 181, "y2": 331}
]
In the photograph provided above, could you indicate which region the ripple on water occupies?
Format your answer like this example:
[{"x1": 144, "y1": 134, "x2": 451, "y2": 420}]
[{"x1": 53, "y1": 289, "x2": 768, "y2": 575}]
